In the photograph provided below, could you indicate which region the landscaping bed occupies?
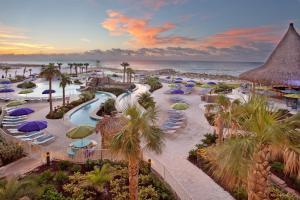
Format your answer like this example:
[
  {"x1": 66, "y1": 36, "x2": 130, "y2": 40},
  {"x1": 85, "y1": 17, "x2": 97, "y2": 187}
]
[
  {"x1": 17, "y1": 81, "x2": 36, "y2": 89},
  {"x1": 96, "y1": 98, "x2": 116, "y2": 117},
  {"x1": 145, "y1": 77, "x2": 162, "y2": 92},
  {"x1": 1, "y1": 160, "x2": 176, "y2": 200}
]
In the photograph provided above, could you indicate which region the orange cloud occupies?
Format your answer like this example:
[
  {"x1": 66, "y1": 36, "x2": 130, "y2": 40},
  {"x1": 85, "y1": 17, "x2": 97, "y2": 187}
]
[
  {"x1": 142, "y1": 0, "x2": 185, "y2": 9},
  {"x1": 102, "y1": 10, "x2": 196, "y2": 47},
  {"x1": 201, "y1": 26, "x2": 280, "y2": 48}
]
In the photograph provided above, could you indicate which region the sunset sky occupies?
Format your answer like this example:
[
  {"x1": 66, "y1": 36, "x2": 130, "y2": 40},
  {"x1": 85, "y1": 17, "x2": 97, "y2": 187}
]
[{"x1": 1, "y1": 0, "x2": 300, "y2": 61}]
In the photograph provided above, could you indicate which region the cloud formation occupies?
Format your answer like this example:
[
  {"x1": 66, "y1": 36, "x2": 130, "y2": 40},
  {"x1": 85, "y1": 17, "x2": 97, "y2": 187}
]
[
  {"x1": 102, "y1": 10, "x2": 197, "y2": 47},
  {"x1": 142, "y1": 0, "x2": 186, "y2": 10}
]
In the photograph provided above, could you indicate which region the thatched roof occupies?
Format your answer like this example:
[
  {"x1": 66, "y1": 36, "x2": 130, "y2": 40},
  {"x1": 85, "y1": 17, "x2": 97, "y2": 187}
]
[{"x1": 240, "y1": 23, "x2": 300, "y2": 86}]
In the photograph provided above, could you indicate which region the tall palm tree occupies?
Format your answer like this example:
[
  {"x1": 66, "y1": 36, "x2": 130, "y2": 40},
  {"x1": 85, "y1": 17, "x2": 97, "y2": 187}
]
[
  {"x1": 59, "y1": 73, "x2": 72, "y2": 107},
  {"x1": 39, "y1": 63, "x2": 61, "y2": 114},
  {"x1": 84, "y1": 164, "x2": 112, "y2": 193},
  {"x1": 84, "y1": 63, "x2": 89, "y2": 73},
  {"x1": 137, "y1": 92, "x2": 155, "y2": 109},
  {"x1": 68, "y1": 63, "x2": 73, "y2": 75},
  {"x1": 209, "y1": 95, "x2": 300, "y2": 199},
  {"x1": 110, "y1": 104, "x2": 164, "y2": 200},
  {"x1": 73, "y1": 63, "x2": 78, "y2": 76},
  {"x1": 28, "y1": 68, "x2": 32, "y2": 76},
  {"x1": 126, "y1": 68, "x2": 134, "y2": 83},
  {"x1": 22, "y1": 66, "x2": 27, "y2": 78},
  {"x1": 57, "y1": 62, "x2": 63, "y2": 70},
  {"x1": 2, "y1": 66, "x2": 10, "y2": 78},
  {"x1": 120, "y1": 62, "x2": 129, "y2": 83}
]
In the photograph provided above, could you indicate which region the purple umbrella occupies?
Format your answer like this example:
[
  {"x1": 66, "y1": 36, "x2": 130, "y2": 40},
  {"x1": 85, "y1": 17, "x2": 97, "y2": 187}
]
[
  {"x1": 175, "y1": 77, "x2": 183, "y2": 80},
  {"x1": 171, "y1": 89, "x2": 184, "y2": 94},
  {"x1": 187, "y1": 80, "x2": 196, "y2": 83},
  {"x1": 42, "y1": 89, "x2": 56, "y2": 94},
  {"x1": 185, "y1": 84, "x2": 195, "y2": 87},
  {"x1": 18, "y1": 120, "x2": 47, "y2": 132},
  {"x1": 0, "y1": 89, "x2": 14, "y2": 93},
  {"x1": 174, "y1": 80, "x2": 182, "y2": 84},
  {"x1": 9, "y1": 108, "x2": 34, "y2": 116},
  {"x1": 207, "y1": 81, "x2": 216, "y2": 85},
  {"x1": 0, "y1": 81, "x2": 11, "y2": 84}
]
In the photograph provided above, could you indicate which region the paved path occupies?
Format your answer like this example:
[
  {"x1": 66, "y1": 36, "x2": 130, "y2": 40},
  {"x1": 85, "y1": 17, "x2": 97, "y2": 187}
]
[{"x1": 118, "y1": 83, "x2": 233, "y2": 200}]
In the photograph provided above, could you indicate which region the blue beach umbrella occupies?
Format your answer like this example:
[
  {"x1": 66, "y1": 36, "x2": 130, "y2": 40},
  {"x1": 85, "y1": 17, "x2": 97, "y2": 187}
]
[
  {"x1": 9, "y1": 108, "x2": 34, "y2": 116},
  {"x1": 174, "y1": 80, "x2": 182, "y2": 84},
  {"x1": 207, "y1": 81, "x2": 216, "y2": 85},
  {"x1": 0, "y1": 89, "x2": 14, "y2": 93},
  {"x1": 187, "y1": 80, "x2": 196, "y2": 83},
  {"x1": 0, "y1": 81, "x2": 11, "y2": 84},
  {"x1": 185, "y1": 83, "x2": 195, "y2": 87},
  {"x1": 42, "y1": 89, "x2": 56, "y2": 94},
  {"x1": 175, "y1": 77, "x2": 183, "y2": 80},
  {"x1": 171, "y1": 89, "x2": 184, "y2": 94},
  {"x1": 18, "y1": 120, "x2": 47, "y2": 132}
]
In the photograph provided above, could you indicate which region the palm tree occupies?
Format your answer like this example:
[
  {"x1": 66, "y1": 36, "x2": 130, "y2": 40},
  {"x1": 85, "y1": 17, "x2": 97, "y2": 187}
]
[
  {"x1": 39, "y1": 63, "x2": 61, "y2": 114},
  {"x1": 57, "y1": 62, "x2": 63, "y2": 70},
  {"x1": 209, "y1": 95, "x2": 300, "y2": 199},
  {"x1": 0, "y1": 179, "x2": 35, "y2": 200},
  {"x1": 2, "y1": 66, "x2": 10, "y2": 78},
  {"x1": 68, "y1": 63, "x2": 73, "y2": 75},
  {"x1": 73, "y1": 63, "x2": 78, "y2": 76},
  {"x1": 28, "y1": 68, "x2": 32, "y2": 76},
  {"x1": 84, "y1": 63, "x2": 89, "y2": 73},
  {"x1": 23, "y1": 66, "x2": 27, "y2": 78},
  {"x1": 59, "y1": 73, "x2": 72, "y2": 107},
  {"x1": 120, "y1": 62, "x2": 129, "y2": 83},
  {"x1": 110, "y1": 104, "x2": 164, "y2": 200},
  {"x1": 126, "y1": 68, "x2": 134, "y2": 83},
  {"x1": 84, "y1": 164, "x2": 112, "y2": 193},
  {"x1": 137, "y1": 92, "x2": 155, "y2": 109}
]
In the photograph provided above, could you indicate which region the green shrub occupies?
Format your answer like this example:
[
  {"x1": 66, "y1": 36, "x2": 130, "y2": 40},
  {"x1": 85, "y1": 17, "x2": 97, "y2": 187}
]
[
  {"x1": 188, "y1": 149, "x2": 197, "y2": 161},
  {"x1": 138, "y1": 92, "x2": 156, "y2": 109},
  {"x1": 201, "y1": 133, "x2": 217, "y2": 147},
  {"x1": 73, "y1": 80, "x2": 83, "y2": 85},
  {"x1": 36, "y1": 170, "x2": 53, "y2": 184},
  {"x1": 53, "y1": 171, "x2": 68, "y2": 185},
  {"x1": 138, "y1": 185, "x2": 159, "y2": 200},
  {"x1": 145, "y1": 77, "x2": 162, "y2": 92},
  {"x1": 57, "y1": 160, "x2": 72, "y2": 171},
  {"x1": 97, "y1": 98, "x2": 116, "y2": 116},
  {"x1": 41, "y1": 186, "x2": 66, "y2": 200},
  {"x1": 271, "y1": 161, "x2": 284, "y2": 173},
  {"x1": 213, "y1": 83, "x2": 235, "y2": 94},
  {"x1": 233, "y1": 186, "x2": 247, "y2": 200},
  {"x1": 0, "y1": 142, "x2": 23, "y2": 166},
  {"x1": 17, "y1": 81, "x2": 36, "y2": 89},
  {"x1": 139, "y1": 175, "x2": 153, "y2": 186},
  {"x1": 270, "y1": 187, "x2": 299, "y2": 200},
  {"x1": 70, "y1": 164, "x2": 82, "y2": 173}
]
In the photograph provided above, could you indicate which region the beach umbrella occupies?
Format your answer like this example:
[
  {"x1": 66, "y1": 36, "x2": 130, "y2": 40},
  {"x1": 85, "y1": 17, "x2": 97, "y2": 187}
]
[
  {"x1": 18, "y1": 120, "x2": 47, "y2": 132},
  {"x1": 19, "y1": 89, "x2": 33, "y2": 94},
  {"x1": 187, "y1": 80, "x2": 196, "y2": 83},
  {"x1": 0, "y1": 80, "x2": 11, "y2": 84},
  {"x1": 66, "y1": 125, "x2": 95, "y2": 139},
  {"x1": 175, "y1": 77, "x2": 183, "y2": 80},
  {"x1": 284, "y1": 94, "x2": 300, "y2": 99},
  {"x1": 174, "y1": 80, "x2": 182, "y2": 84},
  {"x1": 0, "y1": 89, "x2": 14, "y2": 93},
  {"x1": 171, "y1": 103, "x2": 189, "y2": 110},
  {"x1": 9, "y1": 107, "x2": 34, "y2": 116},
  {"x1": 201, "y1": 84, "x2": 215, "y2": 88},
  {"x1": 6, "y1": 100, "x2": 27, "y2": 107},
  {"x1": 185, "y1": 83, "x2": 195, "y2": 87},
  {"x1": 42, "y1": 89, "x2": 56, "y2": 94},
  {"x1": 207, "y1": 81, "x2": 216, "y2": 85},
  {"x1": 280, "y1": 89, "x2": 300, "y2": 94},
  {"x1": 171, "y1": 89, "x2": 184, "y2": 94}
]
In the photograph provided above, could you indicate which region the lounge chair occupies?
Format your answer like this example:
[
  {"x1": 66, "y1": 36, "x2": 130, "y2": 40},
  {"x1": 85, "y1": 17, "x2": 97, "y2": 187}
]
[
  {"x1": 163, "y1": 129, "x2": 176, "y2": 134},
  {"x1": 4, "y1": 115, "x2": 27, "y2": 119},
  {"x1": 32, "y1": 134, "x2": 55, "y2": 145},
  {"x1": 3, "y1": 118, "x2": 26, "y2": 122},
  {"x1": 161, "y1": 125, "x2": 181, "y2": 130},
  {"x1": 21, "y1": 134, "x2": 45, "y2": 141},
  {"x1": 15, "y1": 131, "x2": 43, "y2": 139},
  {"x1": 164, "y1": 121, "x2": 184, "y2": 125}
]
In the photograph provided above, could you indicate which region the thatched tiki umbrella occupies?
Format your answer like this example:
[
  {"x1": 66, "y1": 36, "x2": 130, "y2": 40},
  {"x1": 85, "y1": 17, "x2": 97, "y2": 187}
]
[
  {"x1": 95, "y1": 114, "x2": 127, "y2": 159},
  {"x1": 240, "y1": 23, "x2": 300, "y2": 87}
]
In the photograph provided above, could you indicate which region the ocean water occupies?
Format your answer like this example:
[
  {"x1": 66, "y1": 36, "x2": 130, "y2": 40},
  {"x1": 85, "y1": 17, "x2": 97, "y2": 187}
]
[{"x1": 0, "y1": 60, "x2": 262, "y2": 77}]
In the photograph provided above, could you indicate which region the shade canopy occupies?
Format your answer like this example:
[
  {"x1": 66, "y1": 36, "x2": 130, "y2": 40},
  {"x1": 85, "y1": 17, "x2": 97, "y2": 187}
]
[
  {"x1": 174, "y1": 80, "x2": 182, "y2": 83},
  {"x1": 18, "y1": 120, "x2": 47, "y2": 132},
  {"x1": 6, "y1": 100, "x2": 27, "y2": 107},
  {"x1": 168, "y1": 83, "x2": 177, "y2": 88},
  {"x1": 42, "y1": 89, "x2": 56, "y2": 94},
  {"x1": 240, "y1": 23, "x2": 300, "y2": 86},
  {"x1": 185, "y1": 83, "x2": 195, "y2": 87},
  {"x1": 19, "y1": 89, "x2": 33, "y2": 94},
  {"x1": 66, "y1": 125, "x2": 95, "y2": 139},
  {"x1": 171, "y1": 89, "x2": 184, "y2": 94},
  {"x1": 9, "y1": 108, "x2": 34, "y2": 116},
  {"x1": 171, "y1": 103, "x2": 189, "y2": 110},
  {"x1": 0, "y1": 89, "x2": 14, "y2": 93},
  {"x1": 284, "y1": 94, "x2": 300, "y2": 99},
  {"x1": 175, "y1": 77, "x2": 183, "y2": 80},
  {"x1": 0, "y1": 81, "x2": 11, "y2": 84}
]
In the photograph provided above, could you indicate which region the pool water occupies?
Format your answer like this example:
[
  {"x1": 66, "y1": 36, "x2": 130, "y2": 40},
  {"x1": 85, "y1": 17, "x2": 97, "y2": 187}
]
[
  {"x1": 18, "y1": 81, "x2": 81, "y2": 98},
  {"x1": 69, "y1": 92, "x2": 111, "y2": 126}
]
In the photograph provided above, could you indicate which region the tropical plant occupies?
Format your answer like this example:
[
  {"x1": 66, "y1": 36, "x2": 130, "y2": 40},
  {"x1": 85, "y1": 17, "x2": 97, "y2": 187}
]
[
  {"x1": 59, "y1": 73, "x2": 72, "y2": 107},
  {"x1": 23, "y1": 66, "x2": 27, "y2": 78},
  {"x1": 121, "y1": 62, "x2": 130, "y2": 83},
  {"x1": 84, "y1": 63, "x2": 89, "y2": 73},
  {"x1": 40, "y1": 63, "x2": 61, "y2": 114},
  {"x1": 17, "y1": 81, "x2": 36, "y2": 89},
  {"x1": 0, "y1": 179, "x2": 36, "y2": 200},
  {"x1": 28, "y1": 68, "x2": 32, "y2": 76},
  {"x1": 137, "y1": 92, "x2": 155, "y2": 109},
  {"x1": 57, "y1": 63, "x2": 63, "y2": 70},
  {"x1": 126, "y1": 67, "x2": 134, "y2": 83},
  {"x1": 110, "y1": 104, "x2": 164, "y2": 200},
  {"x1": 68, "y1": 63, "x2": 73, "y2": 75},
  {"x1": 84, "y1": 164, "x2": 112, "y2": 193},
  {"x1": 207, "y1": 95, "x2": 300, "y2": 199},
  {"x1": 97, "y1": 98, "x2": 116, "y2": 116},
  {"x1": 145, "y1": 77, "x2": 162, "y2": 92}
]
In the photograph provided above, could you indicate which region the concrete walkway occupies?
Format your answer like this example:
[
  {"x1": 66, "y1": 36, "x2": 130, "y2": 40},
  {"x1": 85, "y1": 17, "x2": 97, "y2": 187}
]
[{"x1": 118, "y1": 83, "x2": 233, "y2": 200}]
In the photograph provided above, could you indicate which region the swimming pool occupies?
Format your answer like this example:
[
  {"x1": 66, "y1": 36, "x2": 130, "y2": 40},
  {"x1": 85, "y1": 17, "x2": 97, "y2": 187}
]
[
  {"x1": 17, "y1": 81, "x2": 81, "y2": 98},
  {"x1": 69, "y1": 92, "x2": 112, "y2": 126}
]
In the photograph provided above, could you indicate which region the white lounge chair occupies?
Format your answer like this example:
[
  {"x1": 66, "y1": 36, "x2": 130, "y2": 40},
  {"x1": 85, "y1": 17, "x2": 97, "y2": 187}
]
[
  {"x1": 15, "y1": 131, "x2": 43, "y2": 138},
  {"x1": 32, "y1": 134, "x2": 55, "y2": 145},
  {"x1": 21, "y1": 134, "x2": 45, "y2": 141}
]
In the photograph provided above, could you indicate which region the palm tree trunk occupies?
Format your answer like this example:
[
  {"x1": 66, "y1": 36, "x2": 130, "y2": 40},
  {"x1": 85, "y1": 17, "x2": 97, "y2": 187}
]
[
  {"x1": 128, "y1": 158, "x2": 139, "y2": 200},
  {"x1": 247, "y1": 144, "x2": 270, "y2": 200},
  {"x1": 49, "y1": 79, "x2": 53, "y2": 113},
  {"x1": 62, "y1": 87, "x2": 65, "y2": 107},
  {"x1": 215, "y1": 114, "x2": 224, "y2": 144},
  {"x1": 123, "y1": 67, "x2": 126, "y2": 83}
]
